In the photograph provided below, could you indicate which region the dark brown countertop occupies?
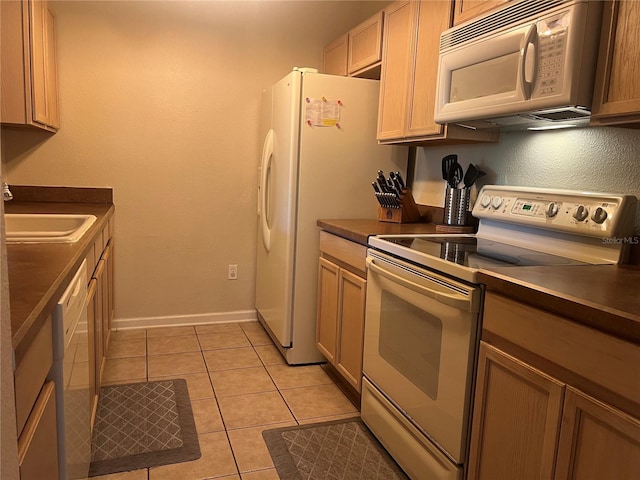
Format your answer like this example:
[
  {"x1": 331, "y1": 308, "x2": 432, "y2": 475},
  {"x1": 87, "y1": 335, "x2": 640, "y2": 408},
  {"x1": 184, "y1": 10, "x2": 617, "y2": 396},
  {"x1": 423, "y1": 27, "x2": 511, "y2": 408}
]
[
  {"x1": 318, "y1": 218, "x2": 640, "y2": 344},
  {"x1": 478, "y1": 265, "x2": 640, "y2": 344},
  {"x1": 317, "y1": 219, "x2": 441, "y2": 245},
  {"x1": 6, "y1": 200, "x2": 114, "y2": 361}
]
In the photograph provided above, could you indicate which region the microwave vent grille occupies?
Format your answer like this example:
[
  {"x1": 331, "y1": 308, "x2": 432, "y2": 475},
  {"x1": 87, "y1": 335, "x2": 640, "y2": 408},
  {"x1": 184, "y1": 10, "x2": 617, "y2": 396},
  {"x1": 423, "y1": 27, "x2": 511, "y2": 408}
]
[
  {"x1": 525, "y1": 108, "x2": 590, "y2": 122},
  {"x1": 441, "y1": 0, "x2": 569, "y2": 51}
]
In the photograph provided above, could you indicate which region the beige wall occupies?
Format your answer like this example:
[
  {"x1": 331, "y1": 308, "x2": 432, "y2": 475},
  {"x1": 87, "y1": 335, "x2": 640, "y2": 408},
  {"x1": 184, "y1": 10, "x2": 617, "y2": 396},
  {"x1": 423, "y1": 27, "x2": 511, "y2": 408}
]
[{"x1": 1, "y1": 0, "x2": 387, "y2": 326}]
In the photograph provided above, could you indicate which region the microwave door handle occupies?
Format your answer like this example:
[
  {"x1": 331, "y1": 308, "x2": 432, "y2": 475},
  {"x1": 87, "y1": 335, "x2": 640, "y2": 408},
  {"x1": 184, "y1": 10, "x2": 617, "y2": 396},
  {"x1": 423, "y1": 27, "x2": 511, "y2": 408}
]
[
  {"x1": 522, "y1": 25, "x2": 538, "y2": 98},
  {"x1": 367, "y1": 257, "x2": 474, "y2": 312}
]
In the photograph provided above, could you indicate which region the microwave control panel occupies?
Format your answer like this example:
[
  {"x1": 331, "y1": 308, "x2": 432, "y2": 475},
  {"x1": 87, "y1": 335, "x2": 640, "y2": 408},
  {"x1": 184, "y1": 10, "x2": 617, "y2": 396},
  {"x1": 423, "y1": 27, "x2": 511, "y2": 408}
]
[
  {"x1": 473, "y1": 186, "x2": 637, "y2": 238},
  {"x1": 535, "y1": 11, "x2": 570, "y2": 97}
]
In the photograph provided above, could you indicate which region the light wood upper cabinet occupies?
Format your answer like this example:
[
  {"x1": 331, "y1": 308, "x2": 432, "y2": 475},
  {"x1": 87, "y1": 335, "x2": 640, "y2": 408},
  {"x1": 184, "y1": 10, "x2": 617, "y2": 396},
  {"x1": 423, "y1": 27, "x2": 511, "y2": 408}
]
[
  {"x1": 317, "y1": 231, "x2": 367, "y2": 393},
  {"x1": 377, "y1": 1, "x2": 498, "y2": 144},
  {"x1": 591, "y1": 0, "x2": 640, "y2": 128},
  {"x1": 323, "y1": 33, "x2": 349, "y2": 76},
  {"x1": 348, "y1": 11, "x2": 383, "y2": 76},
  {"x1": 1, "y1": 0, "x2": 60, "y2": 131},
  {"x1": 377, "y1": 0, "x2": 415, "y2": 140},
  {"x1": 452, "y1": 0, "x2": 509, "y2": 26},
  {"x1": 323, "y1": 11, "x2": 384, "y2": 79}
]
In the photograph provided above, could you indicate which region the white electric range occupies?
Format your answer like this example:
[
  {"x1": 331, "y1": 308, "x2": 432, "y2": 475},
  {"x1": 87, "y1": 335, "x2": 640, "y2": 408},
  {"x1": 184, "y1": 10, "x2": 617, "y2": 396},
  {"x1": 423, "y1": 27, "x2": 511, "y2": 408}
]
[
  {"x1": 361, "y1": 186, "x2": 637, "y2": 480},
  {"x1": 369, "y1": 185, "x2": 638, "y2": 283}
]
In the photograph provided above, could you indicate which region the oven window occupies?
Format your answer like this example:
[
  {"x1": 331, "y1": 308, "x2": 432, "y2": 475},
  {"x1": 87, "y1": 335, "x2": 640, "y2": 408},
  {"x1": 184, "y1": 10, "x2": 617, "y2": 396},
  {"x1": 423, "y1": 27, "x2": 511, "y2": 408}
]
[
  {"x1": 450, "y1": 51, "x2": 520, "y2": 102},
  {"x1": 379, "y1": 291, "x2": 442, "y2": 400}
]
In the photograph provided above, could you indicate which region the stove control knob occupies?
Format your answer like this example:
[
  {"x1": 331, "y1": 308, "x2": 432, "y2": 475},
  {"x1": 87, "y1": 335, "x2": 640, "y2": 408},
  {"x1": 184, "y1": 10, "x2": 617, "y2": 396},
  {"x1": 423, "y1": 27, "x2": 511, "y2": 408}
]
[
  {"x1": 573, "y1": 205, "x2": 589, "y2": 222},
  {"x1": 480, "y1": 195, "x2": 492, "y2": 208},
  {"x1": 491, "y1": 196, "x2": 503, "y2": 209},
  {"x1": 591, "y1": 207, "x2": 608, "y2": 224},
  {"x1": 546, "y1": 202, "x2": 559, "y2": 218}
]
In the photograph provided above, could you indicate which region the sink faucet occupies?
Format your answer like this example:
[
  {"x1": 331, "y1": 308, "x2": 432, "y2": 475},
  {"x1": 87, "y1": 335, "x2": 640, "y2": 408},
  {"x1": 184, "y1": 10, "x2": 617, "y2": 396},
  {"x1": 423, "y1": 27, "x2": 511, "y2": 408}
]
[{"x1": 2, "y1": 182, "x2": 13, "y2": 201}]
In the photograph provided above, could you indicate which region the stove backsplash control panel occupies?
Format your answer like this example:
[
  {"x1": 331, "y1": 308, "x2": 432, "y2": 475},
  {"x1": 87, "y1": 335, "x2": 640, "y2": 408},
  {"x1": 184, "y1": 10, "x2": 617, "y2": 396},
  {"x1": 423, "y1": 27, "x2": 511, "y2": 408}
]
[{"x1": 473, "y1": 186, "x2": 637, "y2": 238}]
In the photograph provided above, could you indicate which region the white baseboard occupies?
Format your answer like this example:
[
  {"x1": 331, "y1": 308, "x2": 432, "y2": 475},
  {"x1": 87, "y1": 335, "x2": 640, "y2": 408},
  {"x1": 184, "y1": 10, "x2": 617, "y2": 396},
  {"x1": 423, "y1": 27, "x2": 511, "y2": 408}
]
[{"x1": 111, "y1": 309, "x2": 258, "y2": 331}]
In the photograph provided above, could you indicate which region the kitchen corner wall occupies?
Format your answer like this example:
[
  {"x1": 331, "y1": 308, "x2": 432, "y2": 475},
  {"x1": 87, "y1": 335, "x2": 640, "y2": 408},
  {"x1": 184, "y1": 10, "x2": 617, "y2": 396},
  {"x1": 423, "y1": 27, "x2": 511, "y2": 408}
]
[
  {"x1": 413, "y1": 127, "x2": 640, "y2": 234},
  {"x1": 0, "y1": 0, "x2": 385, "y2": 327}
]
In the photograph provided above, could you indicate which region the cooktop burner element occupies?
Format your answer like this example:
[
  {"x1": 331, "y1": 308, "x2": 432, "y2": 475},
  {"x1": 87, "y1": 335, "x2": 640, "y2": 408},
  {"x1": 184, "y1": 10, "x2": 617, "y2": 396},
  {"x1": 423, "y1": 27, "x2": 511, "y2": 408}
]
[
  {"x1": 369, "y1": 186, "x2": 637, "y2": 283},
  {"x1": 384, "y1": 236, "x2": 588, "y2": 268}
]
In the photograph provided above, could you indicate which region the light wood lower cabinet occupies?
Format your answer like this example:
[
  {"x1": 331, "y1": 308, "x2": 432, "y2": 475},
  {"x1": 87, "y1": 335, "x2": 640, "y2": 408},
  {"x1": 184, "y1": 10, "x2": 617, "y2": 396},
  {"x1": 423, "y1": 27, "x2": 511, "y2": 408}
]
[
  {"x1": 86, "y1": 218, "x2": 114, "y2": 423},
  {"x1": 469, "y1": 342, "x2": 565, "y2": 480},
  {"x1": 469, "y1": 293, "x2": 640, "y2": 479},
  {"x1": 17, "y1": 381, "x2": 59, "y2": 480},
  {"x1": 317, "y1": 231, "x2": 367, "y2": 393},
  {"x1": 555, "y1": 387, "x2": 640, "y2": 480}
]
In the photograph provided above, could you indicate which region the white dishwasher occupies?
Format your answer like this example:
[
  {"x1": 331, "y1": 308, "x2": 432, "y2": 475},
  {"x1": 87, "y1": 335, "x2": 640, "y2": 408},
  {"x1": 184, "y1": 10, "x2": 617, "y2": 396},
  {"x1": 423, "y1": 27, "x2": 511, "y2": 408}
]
[{"x1": 50, "y1": 259, "x2": 91, "y2": 480}]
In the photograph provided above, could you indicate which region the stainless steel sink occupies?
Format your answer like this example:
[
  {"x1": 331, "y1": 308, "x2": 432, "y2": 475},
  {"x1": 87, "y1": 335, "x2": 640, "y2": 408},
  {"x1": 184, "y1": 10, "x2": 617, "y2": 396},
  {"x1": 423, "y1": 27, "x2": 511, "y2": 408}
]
[{"x1": 5, "y1": 214, "x2": 97, "y2": 243}]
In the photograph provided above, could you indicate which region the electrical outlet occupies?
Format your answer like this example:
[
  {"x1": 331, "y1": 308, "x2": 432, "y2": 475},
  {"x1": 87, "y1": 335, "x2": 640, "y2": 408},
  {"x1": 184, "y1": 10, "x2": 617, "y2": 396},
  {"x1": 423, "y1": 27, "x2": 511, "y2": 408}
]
[{"x1": 228, "y1": 264, "x2": 238, "y2": 280}]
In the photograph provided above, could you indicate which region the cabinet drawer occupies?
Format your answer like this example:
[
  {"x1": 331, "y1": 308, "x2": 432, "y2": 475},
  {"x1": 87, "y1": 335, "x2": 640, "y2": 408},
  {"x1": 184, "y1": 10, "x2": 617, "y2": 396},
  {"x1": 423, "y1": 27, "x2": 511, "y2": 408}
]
[
  {"x1": 14, "y1": 315, "x2": 53, "y2": 436},
  {"x1": 483, "y1": 293, "x2": 640, "y2": 408},
  {"x1": 319, "y1": 231, "x2": 367, "y2": 275},
  {"x1": 18, "y1": 381, "x2": 58, "y2": 480}
]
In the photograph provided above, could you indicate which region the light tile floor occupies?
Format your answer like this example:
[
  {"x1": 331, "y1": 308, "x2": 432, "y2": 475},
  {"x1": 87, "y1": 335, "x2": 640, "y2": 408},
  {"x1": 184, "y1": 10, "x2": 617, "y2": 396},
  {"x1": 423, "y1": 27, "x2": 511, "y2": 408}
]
[{"x1": 95, "y1": 321, "x2": 359, "y2": 480}]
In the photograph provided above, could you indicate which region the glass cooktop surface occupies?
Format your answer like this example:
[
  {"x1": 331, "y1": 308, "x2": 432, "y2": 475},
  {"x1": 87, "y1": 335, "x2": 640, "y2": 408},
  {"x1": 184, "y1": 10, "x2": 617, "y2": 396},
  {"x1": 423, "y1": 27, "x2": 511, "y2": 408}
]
[{"x1": 381, "y1": 235, "x2": 588, "y2": 268}]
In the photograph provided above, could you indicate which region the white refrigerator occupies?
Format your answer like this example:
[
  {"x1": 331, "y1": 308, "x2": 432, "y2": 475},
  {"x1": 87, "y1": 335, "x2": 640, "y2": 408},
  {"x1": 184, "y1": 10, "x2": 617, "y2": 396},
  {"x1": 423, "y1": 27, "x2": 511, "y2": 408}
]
[{"x1": 256, "y1": 68, "x2": 407, "y2": 365}]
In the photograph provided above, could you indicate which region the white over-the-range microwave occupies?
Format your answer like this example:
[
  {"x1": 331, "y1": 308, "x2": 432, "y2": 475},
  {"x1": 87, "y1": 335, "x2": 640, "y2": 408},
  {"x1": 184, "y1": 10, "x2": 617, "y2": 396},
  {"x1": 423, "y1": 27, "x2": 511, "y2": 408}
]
[{"x1": 434, "y1": 0, "x2": 604, "y2": 130}]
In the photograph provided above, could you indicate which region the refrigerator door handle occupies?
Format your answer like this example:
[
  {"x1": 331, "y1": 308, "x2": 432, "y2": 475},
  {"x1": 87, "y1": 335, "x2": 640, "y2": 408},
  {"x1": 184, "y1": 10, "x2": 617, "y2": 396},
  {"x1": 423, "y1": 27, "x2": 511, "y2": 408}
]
[{"x1": 259, "y1": 129, "x2": 274, "y2": 252}]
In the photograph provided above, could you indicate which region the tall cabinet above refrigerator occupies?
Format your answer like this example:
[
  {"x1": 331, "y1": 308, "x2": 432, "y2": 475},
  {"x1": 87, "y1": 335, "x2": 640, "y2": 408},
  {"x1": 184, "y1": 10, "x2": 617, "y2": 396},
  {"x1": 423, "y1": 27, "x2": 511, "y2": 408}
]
[{"x1": 256, "y1": 68, "x2": 407, "y2": 365}]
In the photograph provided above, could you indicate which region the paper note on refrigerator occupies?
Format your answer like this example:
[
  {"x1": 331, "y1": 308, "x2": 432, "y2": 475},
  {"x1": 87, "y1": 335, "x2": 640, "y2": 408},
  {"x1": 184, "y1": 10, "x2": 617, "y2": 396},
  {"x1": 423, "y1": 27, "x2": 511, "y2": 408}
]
[{"x1": 305, "y1": 98, "x2": 341, "y2": 127}]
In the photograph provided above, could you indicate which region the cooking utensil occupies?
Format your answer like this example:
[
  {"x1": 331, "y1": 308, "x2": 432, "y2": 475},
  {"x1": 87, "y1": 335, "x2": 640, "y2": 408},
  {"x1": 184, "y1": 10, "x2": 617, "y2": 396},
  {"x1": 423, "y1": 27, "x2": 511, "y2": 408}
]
[
  {"x1": 448, "y1": 162, "x2": 463, "y2": 188},
  {"x1": 372, "y1": 182, "x2": 381, "y2": 194},
  {"x1": 441, "y1": 155, "x2": 457, "y2": 181},
  {"x1": 463, "y1": 164, "x2": 486, "y2": 188},
  {"x1": 394, "y1": 171, "x2": 406, "y2": 190}
]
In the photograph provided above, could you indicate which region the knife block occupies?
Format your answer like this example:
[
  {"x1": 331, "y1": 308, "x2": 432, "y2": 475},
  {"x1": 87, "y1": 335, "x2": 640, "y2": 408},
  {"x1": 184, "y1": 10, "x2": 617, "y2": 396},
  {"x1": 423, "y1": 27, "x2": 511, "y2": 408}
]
[{"x1": 377, "y1": 188, "x2": 421, "y2": 223}]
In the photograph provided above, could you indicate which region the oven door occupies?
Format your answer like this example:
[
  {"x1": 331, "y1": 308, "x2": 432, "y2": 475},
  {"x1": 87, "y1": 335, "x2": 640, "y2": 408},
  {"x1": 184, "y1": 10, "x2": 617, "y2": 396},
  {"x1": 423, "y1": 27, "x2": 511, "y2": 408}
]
[{"x1": 363, "y1": 251, "x2": 481, "y2": 463}]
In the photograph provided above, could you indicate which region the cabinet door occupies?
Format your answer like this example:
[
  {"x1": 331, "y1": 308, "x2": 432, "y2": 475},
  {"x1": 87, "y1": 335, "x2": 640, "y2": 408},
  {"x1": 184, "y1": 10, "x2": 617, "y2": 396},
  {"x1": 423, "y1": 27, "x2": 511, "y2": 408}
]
[
  {"x1": 30, "y1": 0, "x2": 59, "y2": 129},
  {"x1": 18, "y1": 381, "x2": 59, "y2": 480},
  {"x1": 406, "y1": 0, "x2": 451, "y2": 137},
  {"x1": 316, "y1": 257, "x2": 340, "y2": 363},
  {"x1": 452, "y1": 0, "x2": 508, "y2": 26},
  {"x1": 468, "y1": 342, "x2": 565, "y2": 480},
  {"x1": 93, "y1": 259, "x2": 106, "y2": 393},
  {"x1": 323, "y1": 33, "x2": 348, "y2": 76},
  {"x1": 348, "y1": 11, "x2": 383, "y2": 75},
  {"x1": 377, "y1": 0, "x2": 416, "y2": 141},
  {"x1": 102, "y1": 244, "x2": 113, "y2": 349},
  {"x1": 555, "y1": 387, "x2": 640, "y2": 480},
  {"x1": 86, "y1": 279, "x2": 98, "y2": 424},
  {"x1": 591, "y1": 0, "x2": 640, "y2": 127},
  {"x1": 336, "y1": 269, "x2": 366, "y2": 393}
]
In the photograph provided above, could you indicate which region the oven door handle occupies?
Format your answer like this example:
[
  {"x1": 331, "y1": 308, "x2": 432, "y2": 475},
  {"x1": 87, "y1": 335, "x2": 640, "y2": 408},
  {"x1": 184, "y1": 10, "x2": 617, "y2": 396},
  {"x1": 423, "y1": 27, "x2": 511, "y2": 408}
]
[{"x1": 367, "y1": 257, "x2": 474, "y2": 312}]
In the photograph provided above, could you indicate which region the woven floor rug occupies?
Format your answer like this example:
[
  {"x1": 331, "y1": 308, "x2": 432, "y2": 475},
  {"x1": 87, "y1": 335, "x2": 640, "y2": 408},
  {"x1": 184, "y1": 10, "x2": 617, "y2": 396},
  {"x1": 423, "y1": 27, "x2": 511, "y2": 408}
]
[
  {"x1": 262, "y1": 417, "x2": 409, "y2": 480},
  {"x1": 88, "y1": 379, "x2": 200, "y2": 477}
]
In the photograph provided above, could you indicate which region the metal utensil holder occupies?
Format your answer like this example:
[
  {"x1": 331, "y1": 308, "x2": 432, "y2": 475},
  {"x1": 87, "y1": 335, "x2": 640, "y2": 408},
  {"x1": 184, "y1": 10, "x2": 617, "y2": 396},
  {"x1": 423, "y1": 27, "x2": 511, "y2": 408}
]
[{"x1": 444, "y1": 187, "x2": 470, "y2": 225}]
